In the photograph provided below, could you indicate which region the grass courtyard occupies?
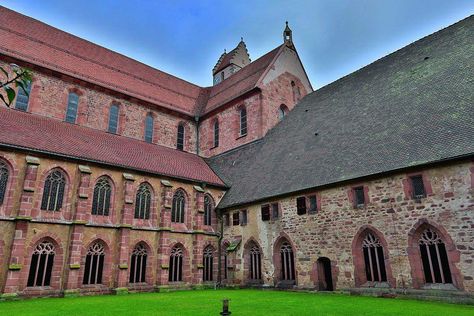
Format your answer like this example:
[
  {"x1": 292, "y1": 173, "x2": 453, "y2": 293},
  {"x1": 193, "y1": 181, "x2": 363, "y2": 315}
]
[{"x1": 0, "y1": 289, "x2": 472, "y2": 316}]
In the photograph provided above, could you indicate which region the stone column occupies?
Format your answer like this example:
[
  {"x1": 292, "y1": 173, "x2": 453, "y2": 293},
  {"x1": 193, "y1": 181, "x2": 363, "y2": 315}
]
[
  {"x1": 193, "y1": 186, "x2": 205, "y2": 231},
  {"x1": 160, "y1": 180, "x2": 173, "y2": 229},
  {"x1": 3, "y1": 221, "x2": 29, "y2": 295},
  {"x1": 17, "y1": 156, "x2": 40, "y2": 218}
]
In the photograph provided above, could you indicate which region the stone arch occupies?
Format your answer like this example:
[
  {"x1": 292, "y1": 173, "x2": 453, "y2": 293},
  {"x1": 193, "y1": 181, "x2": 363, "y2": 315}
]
[
  {"x1": 80, "y1": 237, "x2": 113, "y2": 288},
  {"x1": 171, "y1": 188, "x2": 189, "y2": 226},
  {"x1": 133, "y1": 181, "x2": 156, "y2": 223},
  {"x1": 129, "y1": 240, "x2": 153, "y2": 285},
  {"x1": 351, "y1": 225, "x2": 395, "y2": 287},
  {"x1": 273, "y1": 233, "x2": 297, "y2": 286},
  {"x1": 244, "y1": 237, "x2": 264, "y2": 284},
  {"x1": 90, "y1": 174, "x2": 116, "y2": 216},
  {"x1": 168, "y1": 242, "x2": 190, "y2": 283},
  {"x1": 407, "y1": 218, "x2": 462, "y2": 290},
  {"x1": 36, "y1": 166, "x2": 72, "y2": 218}
]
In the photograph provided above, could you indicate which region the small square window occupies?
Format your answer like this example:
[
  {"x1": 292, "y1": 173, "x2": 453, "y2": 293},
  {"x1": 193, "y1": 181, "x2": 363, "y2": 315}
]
[
  {"x1": 240, "y1": 210, "x2": 248, "y2": 226},
  {"x1": 296, "y1": 196, "x2": 306, "y2": 215},
  {"x1": 308, "y1": 195, "x2": 317, "y2": 214},
  {"x1": 410, "y1": 175, "x2": 426, "y2": 199},
  {"x1": 261, "y1": 205, "x2": 270, "y2": 221},
  {"x1": 353, "y1": 186, "x2": 365, "y2": 207},
  {"x1": 232, "y1": 212, "x2": 240, "y2": 226},
  {"x1": 271, "y1": 203, "x2": 279, "y2": 219}
]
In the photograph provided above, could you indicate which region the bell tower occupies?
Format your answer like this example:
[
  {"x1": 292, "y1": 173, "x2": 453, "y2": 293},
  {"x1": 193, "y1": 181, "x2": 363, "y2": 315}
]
[{"x1": 283, "y1": 21, "x2": 294, "y2": 48}]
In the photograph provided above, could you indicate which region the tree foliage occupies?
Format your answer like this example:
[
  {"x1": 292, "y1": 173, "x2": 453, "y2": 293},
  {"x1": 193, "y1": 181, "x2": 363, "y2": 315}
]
[{"x1": 0, "y1": 63, "x2": 32, "y2": 107}]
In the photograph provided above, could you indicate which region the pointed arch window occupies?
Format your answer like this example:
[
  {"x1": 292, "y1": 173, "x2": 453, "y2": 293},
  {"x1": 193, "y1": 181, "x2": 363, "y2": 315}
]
[
  {"x1": 129, "y1": 243, "x2": 147, "y2": 283},
  {"x1": 213, "y1": 120, "x2": 219, "y2": 147},
  {"x1": 0, "y1": 161, "x2": 9, "y2": 205},
  {"x1": 15, "y1": 80, "x2": 31, "y2": 111},
  {"x1": 362, "y1": 233, "x2": 387, "y2": 282},
  {"x1": 239, "y1": 107, "x2": 247, "y2": 136},
  {"x1": 108, "y1": 104, "x2": 119, "y2": 134},
  {"x1": 250, "y1": 245, "x2": 262, "y2": 280},
  {"x1": 41, "y1": 170, "x2": 66, "y2": 211},
  {"x1": 83, "y1": 242, "x2": 105, "y2": 285},
  {"x1": 144, "y1": 113, "x2": 154, "y2": 143},
  {"x1": 203, "y1": 246, "x2": 214, "y2": 281},
  {"x1": 279, "y1": 104, "x2": 288, "y2": 120},
  {"x1": 91, "y1": 177, "x2": 112, "y2": 216},
  {"x1": 169, "y1": 246, "x2": 183, "y2": 282},
  {"x1": 280, "y1": 241, "x2": 295, "y2": 281},
  {"x1": 171, "y1": 190, "x2": 185, "y2": 223},
  {"x1": 204, "y1": 195, "x2": 213, "y2": 226},
  {"x1": 177, "y1": 123, "x2": 185, "y2": 150},
  {"x1": 419, "y1": 229, "x2": 452, "y2": 284},
  {"x1": 27, "y1": 241, "x2": 55, "y2": 287},
  {"x1": 65, "y1": 92, "x2": 79, "y2": 123},
  {"x1": 135, "y1": 183, "x2": 152, "y2": 219}
]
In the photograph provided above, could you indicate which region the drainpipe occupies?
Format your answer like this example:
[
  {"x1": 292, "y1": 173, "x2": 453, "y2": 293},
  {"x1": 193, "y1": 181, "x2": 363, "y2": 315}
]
[
  {"x1": 195, "y1": 116, "x2": 200, "y2": 155},
  {"x1": 217, "y1": 208, "x2": 224, "y2": 287}
]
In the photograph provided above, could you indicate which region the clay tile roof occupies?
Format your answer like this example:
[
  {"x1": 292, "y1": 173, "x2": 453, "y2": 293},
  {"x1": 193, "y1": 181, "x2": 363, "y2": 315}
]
[
  {"x1": 209, "y1": 15, "x2": 474, "y2": 208},
  {"x1": 0, "y1": 108, "x2": 225, "y2": 187},
  {"x1": 0, "y1": 6, "x2": 202, "y2": 116}
]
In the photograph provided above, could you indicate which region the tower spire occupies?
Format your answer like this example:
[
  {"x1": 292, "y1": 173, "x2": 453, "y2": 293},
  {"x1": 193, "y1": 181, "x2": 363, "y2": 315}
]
[{"x1": 283, "y1": 21, "x2": 293, "y2": 47}]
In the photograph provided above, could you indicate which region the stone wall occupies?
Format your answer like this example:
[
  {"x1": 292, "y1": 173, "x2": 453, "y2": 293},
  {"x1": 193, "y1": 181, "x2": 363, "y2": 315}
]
[{"x1": 222, "y1": 160, "x2": 474, "y2": 293}]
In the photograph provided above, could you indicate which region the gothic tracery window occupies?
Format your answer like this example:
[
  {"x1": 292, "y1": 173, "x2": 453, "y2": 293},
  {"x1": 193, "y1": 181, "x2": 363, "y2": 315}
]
[
  {"x1": 419, "y1": 229, "x2": 452, "y2": 284},
  {"x1": 83, "y1": 242, "x2": 105, "y2": 285},
  {"x1": 362, "y1": 233, "x2": 387, "y2": 282},
  {"x1": 0, "y1": 161, "x2": 9, "y2": 205},
  {"x1": 27, "y1": 241, "x2": 55, "y2": 287},
  {"x1": 280, "y1": 241, "x2": 295, "y2": 281},
  {"x1": 91, "y1": 177, "x2": 112, "y2": 216},
  {"x1": 41, "y1": 170, "x2": 66, "y2": 211},
  {"x1": 203, "y1": 246, "x2": 214, "y2": 282},
  {"x1": 249, "y1": 245, "x2": 262, "y2": 280},
  {"x1": 129, "y1": 243, "x2": 147, "y2": 283},
  {"x1": 135, "y1": 183, "x2": 152, "y2": 219},
  {"x1": 204, "y1": 194, "x2": 213, "y2": 226},
  {"x1": 171, "y1": 190, "x2": 185, "y2": 223},
  {"x1": 169, "y1": 246, "x2": 184, "y2": 282}
]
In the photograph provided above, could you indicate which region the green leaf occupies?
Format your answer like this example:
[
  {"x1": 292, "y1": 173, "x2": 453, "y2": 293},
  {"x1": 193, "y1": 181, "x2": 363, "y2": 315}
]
[
  {"x1": 5, "y1": 86, "x2": 16, "y2": 104},
  {"x1": 0, "y1": 66, "x2": 8, "y2": 79},
  {"x1": 0, "y1": 94, "x2": 10, "y2": 107}
]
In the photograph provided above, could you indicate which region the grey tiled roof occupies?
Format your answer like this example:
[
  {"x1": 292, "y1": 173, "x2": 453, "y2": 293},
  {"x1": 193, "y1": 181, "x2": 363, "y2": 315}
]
[{"x1": 208, "y1": 15, "x2": 474, "y2": 209}]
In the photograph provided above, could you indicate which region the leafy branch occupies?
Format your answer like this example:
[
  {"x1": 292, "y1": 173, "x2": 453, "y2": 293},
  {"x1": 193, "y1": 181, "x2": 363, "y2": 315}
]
[{"x1": 0, "y1": 64, "x2": 33, "y2": 107}]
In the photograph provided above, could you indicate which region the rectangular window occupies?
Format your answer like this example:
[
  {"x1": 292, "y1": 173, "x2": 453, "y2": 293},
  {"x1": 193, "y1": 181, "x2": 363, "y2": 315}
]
[
  {"x1": 410, "y1": 175, "x2": 426, "y2": 199},
  {"x1": 177, "y1": 124, "x2": 184, "y2": 150},
  {"x1": 239, "y1": 107, "x2": 247, "y2": 136},
  {"x1": 271, "y1": 203, "x2": 279, "y2": 219},
  {"x1": 308, "y1": 195, "x2": 317, "y2": 214},
  {"x1": 354, "y1": 186, "x2": 365, "y2": 207},
  {"x1": 15, "y1": 81, "x2": 31, "y2": 111},
  {"x1": 296, "y1": 196, "x2": 306, "y2": 215},
  {"x1": 145, "y1": 114, "x2": 154, "y2": 143},
  {"x1": 232, "y1": 212, "x2": 240, "y2": 226},
  {"x1": 65, "y1": 92, "x2": 79, "y2": 123},
  {"x1": 240, "y1": 209, "x2": 248, "y2": 226},
  {"x1": 261, "y1": 205, "x2": 270, "y2": 221},
  {"x1": 224, "y1": 214, "x2": 230, "y2": 226},
  {"x1": 214, "y1": 121, "x2": 219, "y2": 147},
  {"x1": 108, "y1": 104, "x2": 119, "y2": 134}
]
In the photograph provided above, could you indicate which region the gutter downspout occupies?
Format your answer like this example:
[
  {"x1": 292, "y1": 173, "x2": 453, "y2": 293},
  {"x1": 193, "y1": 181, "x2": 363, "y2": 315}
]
[
  {"x1": 195, "y1": 116, "x2": 200, "y2": 156},
  {"x1": 217, "y1": 208, "x2": 224, "y2": 287}
]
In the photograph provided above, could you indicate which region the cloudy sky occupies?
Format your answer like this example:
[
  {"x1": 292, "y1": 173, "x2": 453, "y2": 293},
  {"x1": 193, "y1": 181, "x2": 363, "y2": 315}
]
[{"x1": 2, "y1": 0, "x2": 473, "y2": 88}]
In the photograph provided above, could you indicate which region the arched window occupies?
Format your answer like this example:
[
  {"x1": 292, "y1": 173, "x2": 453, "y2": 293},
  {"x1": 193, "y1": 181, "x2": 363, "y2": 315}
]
[
  {"x1": 203, "y1": 246, "x2": 214, "y2": 281},
  {"x1": 108, "y1": 104, "x2": 119, "y2": 134},
  {"x1": 15, "y1": 80, "x2": 31, "y2": 111},
  {"x1": 65, "y1": 92, "x2": 79, "y2": 123},
  {"x1": 41, "y1": 170, "x2": 66, "y2": 211},
  {"x1": 204, "y1": 194, "x2": 213, "y2": 226},
  {"x1": 129, "y1": 243, "x2": 147, "y2": 283},
  {"x1": 280, "y1": 241, "x2": 295, "y2": 281},
  {"x1": 83, "y1": 242, "x2": 105, "y2": 285},
  {"x1": 362, "y1": 233, "x2": 387, "y2": 282},
  {"x1": 0, "y1": 160, "x2": 9, "y2": 205},
  {"x1": 169, "y1": 246, "x2": 183, "y2": 282},
  {"x1": 27, "y1": 241, "x2": 55, "y2": 287},
  {"x1": 279, "y1": 104, "x2": 288, "y2": 120},
  {"x1": 291, "y1": 81, "x2": 301, "y2": 103},
  {"x1": 171, "y1": 190, "x2": 185, "y2": 223},
  {"x1": 419, "y1": 229, "x2": 452, "y2": 284},
  {"x1": 91, "y1": 177, "x2": 112, "y2": 216},
  {"x1": 144, "y1": 113, "x2": 154, "y2": 143},
  {"x1": 213, "y1": 120, "x2": 219, "y2": 147},
  {"x1": 239, "y1": 107, "x2": 247, "y2": 136},
  {"x1": 177, "y1": 123, "x2": 185, "y2": 150},
  {"x1": 135, "y1": 183, "x2": 151, "y2": 219},
  {"x1": 249, "y1": 245, "x2": 262, "y2": 280}
]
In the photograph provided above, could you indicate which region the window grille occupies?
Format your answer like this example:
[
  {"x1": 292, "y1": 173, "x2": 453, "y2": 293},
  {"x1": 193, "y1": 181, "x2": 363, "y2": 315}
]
[
  {"x1": 108, "y1": 104, "x2": 119, "y2": 133},
  {"x1": 171, "y1": 190, "x2": 185, "y2": 223},
  {"x1": 362, "y1": 233, "x2": 387, "y2": 282},
  {"x1": 177, "y1": 124, "x2": 185, "y2": 150},
  {"x1": 65, "y1": 92, "x2": 79, "y2": 123},
  {"x1": 296, "y1": 196, "x2": 306, "y2": 215},
  {"x1": 249, "y1": 245, "x2": 262, "y2": 280},
  {"x1": 129, "y1": 243, "x2": 147, "y2": 283},
  {"x1": 261, "y1": 205, "x2": 270, "y2": 221},
  {"x1": 83, "y1": 242, "x2": 105, "y2": 285},
  {"x1": 213, "y1": 120, "x2": 219, "y2": 147},
  {"x1": 232, "y1": 212, "x2": 240, "y2": 226},
  {"x1": 0, "y1": 161, "x2": 9, "y2": 205},
  {"x1": 280, "y1": 242, "x2": 295, "y2": 281},
  {"x1": 308, "y1": 195, "x2": 317, "y2": 214},
  {"x1": 91, "y1": 177, "x2": 112, "y2": 216},
  {"x1": 27, "y1": 241, "x2": 55, "y2": 287},
  {"x1": 411, "y1": 175, "x2": 426, "y2": 199},
  {"x1": 419, "y1": 229, "x2": 452, "y2": 284},
  {"x1": 354, "y1": 187, "x2": 365, "y2": 207},
  {"x1": 144, "y1": 114, "x2": 154, "y2": 143},
  {"x1": 134, "y1": 183, "x2": 151, "y2": 219},
  {"x1": 40, "y1": 170, "x2": 66, "y2": 211},
  {"x1": 239, "y1": 107, "x2": 247, "y2": 136},
  {"x1": 203, "y1": 246, "x2": 214, "y2": 282},
  {"x1": 169, "y1": 246, "x2": 183, "y2": 282},
  {"x1": 204, "y1": 195, "x2": 213, "y2": 226},
  {"x1": 15, "y1": 80, "x2": 31, "y2": 111},
  {"x1": 271, "y1": 203, "x2": 279, "y2": 219}
]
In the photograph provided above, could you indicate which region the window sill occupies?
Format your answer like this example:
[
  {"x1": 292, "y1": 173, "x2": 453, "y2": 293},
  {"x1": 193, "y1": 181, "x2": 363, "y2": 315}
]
[
  {"x1": 422, "y1": 283, "x2": 457, "y2": 291},
  {"x1": 361, "y1": 281, "x2": 390, "y2": 288},
  {"x1": 236, "y1": 134, "x2": 247, "y2": 140}
]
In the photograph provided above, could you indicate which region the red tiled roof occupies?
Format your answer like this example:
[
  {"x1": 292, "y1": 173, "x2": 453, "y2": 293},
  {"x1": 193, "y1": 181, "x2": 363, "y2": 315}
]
[
  {"x1": 0, "y1": 6, "x2": 202, "y2": 116},
  {"x1": 0, "y1": 108, "x2": 225, "y2": 187},
  {"x1": 204, "y1": 45, "x2": 283, "y2": 114}
]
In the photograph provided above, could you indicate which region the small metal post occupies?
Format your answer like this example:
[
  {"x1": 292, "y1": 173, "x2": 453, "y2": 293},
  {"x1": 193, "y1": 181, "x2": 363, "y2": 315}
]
[{"x1": 220, "y1": 298, "x2": 231, "y2": 316}]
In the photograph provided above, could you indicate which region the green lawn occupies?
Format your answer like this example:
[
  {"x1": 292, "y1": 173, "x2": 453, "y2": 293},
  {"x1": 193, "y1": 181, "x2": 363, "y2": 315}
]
[{"x1": 0, "y1": 289, "x2": 472, "y2": 316}]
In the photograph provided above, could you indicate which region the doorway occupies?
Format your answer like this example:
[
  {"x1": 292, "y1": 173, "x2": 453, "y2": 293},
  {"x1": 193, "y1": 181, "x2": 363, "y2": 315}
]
[{"x1": 317, "y1": 257, "x2": 333, "y2": 291}]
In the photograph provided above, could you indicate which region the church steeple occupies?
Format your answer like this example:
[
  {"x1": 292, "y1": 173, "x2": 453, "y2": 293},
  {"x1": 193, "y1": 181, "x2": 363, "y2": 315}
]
[{"x1": 283, "y1": 21, "x2": 293, "y2": 47}]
